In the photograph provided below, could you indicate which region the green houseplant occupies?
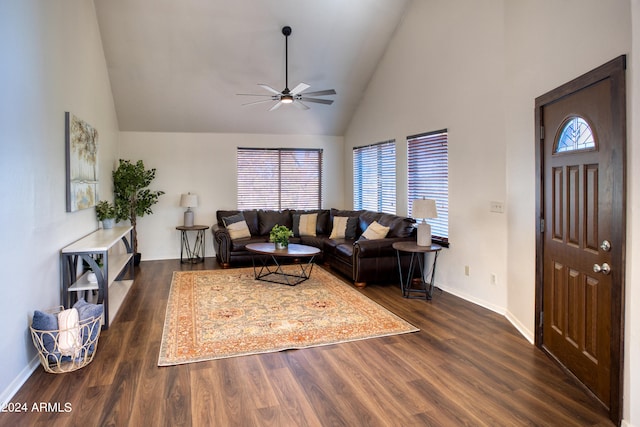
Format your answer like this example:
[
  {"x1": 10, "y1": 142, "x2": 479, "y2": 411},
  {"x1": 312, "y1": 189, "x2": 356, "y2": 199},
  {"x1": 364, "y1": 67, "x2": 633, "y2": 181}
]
[
  {"x1": 269, "y1": 224, "x2": 293, "y2": 249},
  {"x1": 113, "y1": 159, "x2": 164, "y2": 263},
  {"x1": 95, "y1": 200, "x2": 117, "y2": 229}
]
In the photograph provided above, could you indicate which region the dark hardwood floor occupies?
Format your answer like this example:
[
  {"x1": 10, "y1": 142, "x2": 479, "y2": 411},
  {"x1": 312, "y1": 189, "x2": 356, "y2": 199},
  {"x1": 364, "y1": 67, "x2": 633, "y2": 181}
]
[{"x1": 1, "y1": 259, "x2": 612, "y2": 426}]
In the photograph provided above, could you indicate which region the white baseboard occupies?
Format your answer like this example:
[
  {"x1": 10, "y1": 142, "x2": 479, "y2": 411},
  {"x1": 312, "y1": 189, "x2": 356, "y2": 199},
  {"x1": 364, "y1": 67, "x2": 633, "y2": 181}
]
[
  {"x1": 0, "y1": 356, "x2": 40, "y2": 408},
  {"x1": 437, "y1": 283, "x2": 535, "y2": 344},
  {"x1": 437, "y1": 283, "x2": 506, "y2": 316},
  {"x1": 505, "y1": 309, "x2": 534, "y2": 344}
]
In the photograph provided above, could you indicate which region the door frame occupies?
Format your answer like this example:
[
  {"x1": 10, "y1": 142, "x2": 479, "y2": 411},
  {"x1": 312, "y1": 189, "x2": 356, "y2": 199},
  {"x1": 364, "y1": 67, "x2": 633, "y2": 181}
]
[{"x1": 534, "y1": 55, "x2": 626, "y2": 425}]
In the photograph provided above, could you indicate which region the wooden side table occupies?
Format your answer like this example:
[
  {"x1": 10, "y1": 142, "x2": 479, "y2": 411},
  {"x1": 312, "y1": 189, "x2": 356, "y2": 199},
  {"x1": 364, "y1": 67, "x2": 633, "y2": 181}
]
[
  {"x1": 176, "y1": 225, "x2": 209, "y2": 263},
  {"x1": 392, "y1": 241, "x2": 442, "y2": 300}
]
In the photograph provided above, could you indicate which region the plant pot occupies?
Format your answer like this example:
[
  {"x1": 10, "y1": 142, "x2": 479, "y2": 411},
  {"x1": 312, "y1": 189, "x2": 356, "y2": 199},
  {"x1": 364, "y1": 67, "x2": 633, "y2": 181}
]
[
  {"x1": 87, "y1": 272, "x2": 97, "y2": 283},
  {"x1": 275, "y1": 242, "x2": 288, "y2": 250},
  {"x1": 102, "y1": 218, "x2": 115, "y2": 229}
]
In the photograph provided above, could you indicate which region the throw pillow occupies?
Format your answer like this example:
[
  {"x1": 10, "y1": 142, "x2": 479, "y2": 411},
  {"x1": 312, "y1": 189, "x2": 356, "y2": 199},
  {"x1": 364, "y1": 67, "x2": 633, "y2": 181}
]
[
  {"x1": 293, "y1": 213, "x2": 318, "y2": 237},
  {"x1": 57, "y1": 308, "x2": 81, "y2": 358},
  {"x1": 73, "y1": 298, "x2": 104, "y2": 354},
  {"x1": 329, "y1": 216, "x2": 358, "y2": 239},
  {"x1": 223, "y1": 213, "x2": 251, "y2": 240},
  {"x1": 32, "y1": 310, "x2": 60, "y2": 361},
  {"x1": 361, "y1": 220, "x2": 390, "y2": 240}
]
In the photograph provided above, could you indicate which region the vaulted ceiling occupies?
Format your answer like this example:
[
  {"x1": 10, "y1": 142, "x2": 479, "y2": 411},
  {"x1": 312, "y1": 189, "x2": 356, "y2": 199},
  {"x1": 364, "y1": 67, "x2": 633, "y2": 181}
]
[{"x1": 94, "y1": 0, "x2": 409, "y2": 136}]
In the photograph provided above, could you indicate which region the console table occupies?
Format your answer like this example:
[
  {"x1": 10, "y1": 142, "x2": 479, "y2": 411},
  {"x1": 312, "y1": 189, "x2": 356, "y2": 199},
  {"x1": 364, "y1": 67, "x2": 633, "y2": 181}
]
[
  {"x1": 61, "y1": 226, "x2": 135, "y2": 329},
  {"x1": 393, "y1": 241, "x2": 442, "y2": 300}
]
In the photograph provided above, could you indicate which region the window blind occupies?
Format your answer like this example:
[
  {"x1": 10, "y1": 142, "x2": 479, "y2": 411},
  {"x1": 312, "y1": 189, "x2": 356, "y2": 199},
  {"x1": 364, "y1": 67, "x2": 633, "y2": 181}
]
[
  {"x1": 237, "y1": 148, "x2": 322, "y2": 210},
  {"x1": 353, "y1": 140, "x2": 396, "y2": 214},
  {"x1": 407, "y1": 130, "x2": 449, "y2": 244}
]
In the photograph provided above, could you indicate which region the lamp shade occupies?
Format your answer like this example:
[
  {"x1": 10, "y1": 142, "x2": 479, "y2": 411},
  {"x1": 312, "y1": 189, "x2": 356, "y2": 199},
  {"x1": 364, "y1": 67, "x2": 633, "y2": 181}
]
[
  {"x1": 413, "y1": 198, "x2": 438, "y2": 219},
  {"x1": 180, "y1": 193, "x2": 198, "y2": 208}
]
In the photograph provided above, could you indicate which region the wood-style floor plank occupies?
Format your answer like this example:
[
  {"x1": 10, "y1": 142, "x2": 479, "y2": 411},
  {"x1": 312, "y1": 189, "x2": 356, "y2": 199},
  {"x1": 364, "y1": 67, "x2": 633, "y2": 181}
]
[{"x1": 0, "y1": 258, "x2": 613, "y2": 427}]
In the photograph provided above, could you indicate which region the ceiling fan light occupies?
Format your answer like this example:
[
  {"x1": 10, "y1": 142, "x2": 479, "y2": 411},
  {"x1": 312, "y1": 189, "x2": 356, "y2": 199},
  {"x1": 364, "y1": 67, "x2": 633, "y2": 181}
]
[{"x1": 281, "y1": 95, "x2": 294, "y2": 104}]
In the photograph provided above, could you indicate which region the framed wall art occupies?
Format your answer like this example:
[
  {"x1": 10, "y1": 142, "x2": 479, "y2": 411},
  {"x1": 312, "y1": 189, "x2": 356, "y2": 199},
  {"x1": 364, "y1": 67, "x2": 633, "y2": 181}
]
[{"x1": 65, "y1": 112, "x2": 99, "y2": 212}]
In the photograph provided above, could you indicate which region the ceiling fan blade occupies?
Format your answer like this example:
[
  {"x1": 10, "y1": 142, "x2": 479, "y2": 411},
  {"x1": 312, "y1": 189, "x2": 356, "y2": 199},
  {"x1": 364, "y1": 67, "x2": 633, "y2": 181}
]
[
  {"x1": 242, "y1": 99, "x2": 275, "y2": 106},
  {"x1": 237, "y1": 93, "x2": 274, "y2": 97},
  {"x1": 293, "y1": 101, "x2": 310, "y2": 110},
  {"x1": 299, "y1": 97, "x2": 334, "y2": 105},
  {"x1": 269, "y1": 101, "x2": 283, "y2": 111},
  {"x1": 300, "y1": 89, "x2": 336, "y2": 97},
  {"x1": 258, "y1": 84, "x2": 282, "y2": 95},
  {"x1": 290, "y1": 82, "x2": 311, "y2": 95}
]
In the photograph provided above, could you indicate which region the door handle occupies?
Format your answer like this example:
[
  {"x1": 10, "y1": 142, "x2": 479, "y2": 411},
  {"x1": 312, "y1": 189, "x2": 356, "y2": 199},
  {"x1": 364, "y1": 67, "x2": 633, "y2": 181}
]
[
  {"x1": 593, "y1": 263, "x2": 611, "y2": 275},
  {"x1": 600, "y1": 240, "x2": 611, "y2": 252}
]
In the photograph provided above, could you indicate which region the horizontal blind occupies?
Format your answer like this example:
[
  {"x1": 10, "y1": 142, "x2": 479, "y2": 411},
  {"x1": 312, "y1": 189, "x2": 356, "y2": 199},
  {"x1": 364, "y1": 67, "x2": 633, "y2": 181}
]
[
  {"x1": 279, "y1": 149, "x2": 323, "y2": 209},
  {"x1": 407, "y1": 130, "x2": 449, "y2": 243},
  {"x1": 237, "y1": 148, "x2": 322, "y2": 210},
  {"x1": 353, "y1": 140, "x2": 396, "y2": 214}
]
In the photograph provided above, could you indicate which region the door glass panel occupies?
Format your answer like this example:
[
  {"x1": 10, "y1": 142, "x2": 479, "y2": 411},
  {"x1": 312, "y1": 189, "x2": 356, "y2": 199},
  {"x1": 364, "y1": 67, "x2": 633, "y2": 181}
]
[{"x1": 555, "y1": 117, "x2": 596, "y2": 153}]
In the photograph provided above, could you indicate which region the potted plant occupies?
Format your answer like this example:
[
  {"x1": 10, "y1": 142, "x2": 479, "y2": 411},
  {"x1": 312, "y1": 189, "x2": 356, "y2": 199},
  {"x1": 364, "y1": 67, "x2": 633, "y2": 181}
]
[
  {"x1": 95, "y1": 200, "x2": 117, "y2": 229},
  {"x1": 269, "y1": 224, "x2": 293, "y2": 249},
  {"x1": 113, "y1": 159, "x2": 164, "y2": 265}
]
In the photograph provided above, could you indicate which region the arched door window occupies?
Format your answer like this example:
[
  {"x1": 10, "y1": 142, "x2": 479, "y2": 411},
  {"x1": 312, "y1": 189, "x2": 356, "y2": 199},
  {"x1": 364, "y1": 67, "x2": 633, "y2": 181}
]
[{"x1": 554, "y1": 116, "x2": 596, "y2": 153}]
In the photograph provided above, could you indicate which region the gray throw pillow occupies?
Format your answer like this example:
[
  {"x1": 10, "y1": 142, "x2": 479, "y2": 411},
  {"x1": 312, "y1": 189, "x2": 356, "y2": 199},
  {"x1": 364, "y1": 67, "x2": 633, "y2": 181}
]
[
  {"x1": 73, "y1": 298, "x2": 104, "y2": 355},
  {"x1": 329, "y1": 216, "x2": 358, "y2": 239},
  {"x1": 223, "y1": 213, "x2": 252, "y2": 240}
]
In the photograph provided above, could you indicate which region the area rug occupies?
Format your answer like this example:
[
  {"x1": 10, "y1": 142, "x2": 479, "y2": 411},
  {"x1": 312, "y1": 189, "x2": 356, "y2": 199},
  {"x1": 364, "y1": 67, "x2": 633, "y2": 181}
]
[{"x1": 158, "y1": 266, "x2": 418, "y2": 366}]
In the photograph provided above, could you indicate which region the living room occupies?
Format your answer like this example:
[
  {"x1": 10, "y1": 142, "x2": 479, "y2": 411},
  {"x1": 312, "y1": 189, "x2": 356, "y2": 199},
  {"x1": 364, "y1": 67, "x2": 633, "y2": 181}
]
[{"x1": 1, "y1": 0, "x2": 639, "y2": 425}]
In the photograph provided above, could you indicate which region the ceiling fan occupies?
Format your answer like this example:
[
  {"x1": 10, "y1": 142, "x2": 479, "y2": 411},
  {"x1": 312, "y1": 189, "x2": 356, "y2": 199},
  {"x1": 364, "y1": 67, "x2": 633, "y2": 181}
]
[{"x1": 238, "y1": 26, "x2": 336, "y2": 111}]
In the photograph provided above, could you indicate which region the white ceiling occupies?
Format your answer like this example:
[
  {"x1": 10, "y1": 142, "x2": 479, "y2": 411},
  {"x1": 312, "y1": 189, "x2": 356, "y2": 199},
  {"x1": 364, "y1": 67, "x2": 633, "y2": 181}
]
[{"x1": 94, "y1": 0, "x2": 409, "y2": 136}]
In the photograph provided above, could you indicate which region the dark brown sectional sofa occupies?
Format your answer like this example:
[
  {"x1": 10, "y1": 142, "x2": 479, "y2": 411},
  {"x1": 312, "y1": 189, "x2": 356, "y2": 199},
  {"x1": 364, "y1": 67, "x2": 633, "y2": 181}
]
[{"x1": 212, "y1": 208, "x2": 417, "y2": 287}]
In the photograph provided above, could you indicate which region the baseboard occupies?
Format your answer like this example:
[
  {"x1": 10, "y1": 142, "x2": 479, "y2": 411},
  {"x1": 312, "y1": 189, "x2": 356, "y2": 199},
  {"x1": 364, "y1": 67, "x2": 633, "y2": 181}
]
[
  {"x1": 0, "y1": 355, "x2": 40, "y2": 408},
  {"x1": 505, "y1": 309, "x2": 534, "y2": 344},
  {"x1": 437, "y1": 283, "x2": 506, "y2": 316},
  {"x1": 437, "y1": 283, "x2": 536, "y2": 344}
]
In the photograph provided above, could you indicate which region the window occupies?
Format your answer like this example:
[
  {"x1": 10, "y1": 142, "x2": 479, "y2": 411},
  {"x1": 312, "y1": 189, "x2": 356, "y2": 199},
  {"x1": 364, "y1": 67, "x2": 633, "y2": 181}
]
[
  {"x1": 555, "y1": 116, "x2": 596, "y2": 153},
  {"x1": 353, "y1": 140, "x2": 396, "y2": 214},
  {"x1": 407, "y1": 130, "x2": 449, "y2": 245},
  {"x1": 237, "y1": 148, "x2": 322, "y2": 210}
]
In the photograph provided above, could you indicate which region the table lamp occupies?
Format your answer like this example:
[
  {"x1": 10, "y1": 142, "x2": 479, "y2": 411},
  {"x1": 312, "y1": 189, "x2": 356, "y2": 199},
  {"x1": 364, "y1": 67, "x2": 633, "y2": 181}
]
[
  {"x1": 413, "y1": 198, "x2": 438, "y2": 246},
  {"x1": 180, "y1": 193, "x2": 198, "y2": 227}
]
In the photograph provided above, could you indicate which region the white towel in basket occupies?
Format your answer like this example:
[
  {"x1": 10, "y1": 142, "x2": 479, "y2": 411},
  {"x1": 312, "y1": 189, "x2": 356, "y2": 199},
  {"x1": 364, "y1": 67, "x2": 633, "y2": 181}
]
[{"x1": 57, "y1": 308, "x2": 81, "y2": 358}]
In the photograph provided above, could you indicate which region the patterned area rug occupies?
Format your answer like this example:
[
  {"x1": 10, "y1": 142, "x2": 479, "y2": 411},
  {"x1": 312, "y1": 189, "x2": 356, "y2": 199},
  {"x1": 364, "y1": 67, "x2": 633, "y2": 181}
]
[{"x1": 158, "y1": 266, "x2": 418, "y2": 366}]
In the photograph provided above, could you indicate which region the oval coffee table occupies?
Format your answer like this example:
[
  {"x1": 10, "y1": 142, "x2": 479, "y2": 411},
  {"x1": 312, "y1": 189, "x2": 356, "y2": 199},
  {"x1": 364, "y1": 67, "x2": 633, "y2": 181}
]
[{"x1": 245, "y1": 243, "x2": 321, "y2": 286}]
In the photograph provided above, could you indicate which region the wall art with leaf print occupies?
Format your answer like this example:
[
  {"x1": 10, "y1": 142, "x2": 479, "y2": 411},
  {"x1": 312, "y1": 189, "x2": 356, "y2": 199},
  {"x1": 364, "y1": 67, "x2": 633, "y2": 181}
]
[{"x1": 65, "y1": 112, "x2": 99, "y2": 212}]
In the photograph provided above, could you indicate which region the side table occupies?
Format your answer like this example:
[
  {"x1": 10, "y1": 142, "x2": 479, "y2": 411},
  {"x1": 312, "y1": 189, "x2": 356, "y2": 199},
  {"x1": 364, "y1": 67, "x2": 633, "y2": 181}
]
[
  {"x1": 392, "y1": 241, "x2": 442, "y2": 300},
  {"x1": 176, "y1": 225, "x2": 209, "y2": 263}
]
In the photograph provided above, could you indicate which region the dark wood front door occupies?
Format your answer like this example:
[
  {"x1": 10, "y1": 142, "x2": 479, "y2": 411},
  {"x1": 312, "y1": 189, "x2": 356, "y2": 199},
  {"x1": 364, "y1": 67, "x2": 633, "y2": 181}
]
[{"x1": 535, "y1": 56, "x2": 626, "y2": 425}]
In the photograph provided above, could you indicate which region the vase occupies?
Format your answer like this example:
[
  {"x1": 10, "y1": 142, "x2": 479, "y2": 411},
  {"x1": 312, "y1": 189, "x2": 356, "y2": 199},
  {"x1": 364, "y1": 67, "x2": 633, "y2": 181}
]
[
  {"x1": 102, "y1": 218, "x2": 115, "y2": 229},
  {"x1": 275, "y1": 242, "x2": 288, "y2": 250},
  {"x1": 87, "y1": 272, "x2": 98, "y2": 283}
]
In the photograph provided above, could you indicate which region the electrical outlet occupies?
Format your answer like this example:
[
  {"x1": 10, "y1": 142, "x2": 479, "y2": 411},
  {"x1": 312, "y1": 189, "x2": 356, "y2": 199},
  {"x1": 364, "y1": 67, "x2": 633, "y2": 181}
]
[
  {"x1": 490, "y1": 201, "x2": 505, "y2": 213},
  {"x1": 465, "y1": 265, "x2": 470, "y2": 276}
]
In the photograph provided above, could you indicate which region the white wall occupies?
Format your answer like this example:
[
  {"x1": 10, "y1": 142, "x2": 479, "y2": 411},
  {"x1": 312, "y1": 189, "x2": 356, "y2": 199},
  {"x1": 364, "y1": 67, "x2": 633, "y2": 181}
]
[
  {"x1": 345, "y1": 0, "x2": 509, "y2": 313},
  {"x1": 503, "y1": 1, "x2": 635, "y2": 424},
  {"x1": 503, "y1": 0, "x2": 630, "y2": 344},
  {"x1": 118, "y1": 132, "x2": 345, "y2": 260},
  {"x1": 346, "y1": 0, "x2": 637, "y2": 424},
  {"x1": 0, "y1": 0, "x2": 119, "y2": 403}
]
